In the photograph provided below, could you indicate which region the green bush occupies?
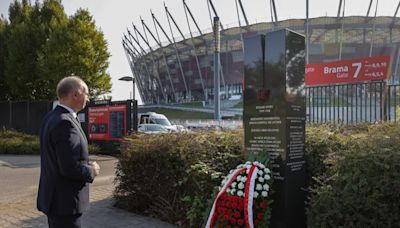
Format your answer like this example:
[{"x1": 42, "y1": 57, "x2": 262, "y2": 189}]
[
  {"x1": 114, "y1": 130, "x2": 245, "y2": 227},
  {"x1": 304, "y1": 124, "x2": 371, "y2": 186},
  {"x1": 0, "y1": 128, "x2": 102, "y2": 155},
  {"x1": 0, "y1": 128, "x2": 40, "y2": 154},
  {"x1": 88, "y1": 143, "x2": 101, "y2": 154},
  {"x1": 114, "y1": 123, "x2": 400, "y2": 227},
  {"x1": 307, "y1": 123, "x2": 400, "y2": 227}
]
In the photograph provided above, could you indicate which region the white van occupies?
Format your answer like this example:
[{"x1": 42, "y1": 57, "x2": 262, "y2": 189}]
[{"x1": 138, "y1": 112, "x2": 178, "y2": 132}]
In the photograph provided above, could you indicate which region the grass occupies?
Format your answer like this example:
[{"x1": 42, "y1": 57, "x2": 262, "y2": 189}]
[
  {"x1": 233, "y1": 100, "x2": 243, "y2": 108},
  {"x1": 0, "y1": 128, "x2": 40, "y2": 154},
  {"x1": 0, "y1": 128, "x2": 101, "y2": 155},
  {"x1": 173, "y1": 101, "x2": 205, "y2": 108},
  {"x1": 152, "y1": 108, "x2": 213, "y2": 120}
]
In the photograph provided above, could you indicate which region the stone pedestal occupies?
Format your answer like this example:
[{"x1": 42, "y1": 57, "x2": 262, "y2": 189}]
[{"x1": 243, "y1": 29, "x2": 306, "y2": 228}]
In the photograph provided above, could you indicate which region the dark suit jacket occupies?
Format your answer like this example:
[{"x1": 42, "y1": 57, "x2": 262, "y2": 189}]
[{"x1": 37, "y1": 105, "x2": 95, "y2": 215}]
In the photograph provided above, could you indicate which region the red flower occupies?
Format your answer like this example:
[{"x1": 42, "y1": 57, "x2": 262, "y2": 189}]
[
  {"x1": 234, "y1": 211, "x2": 241, "y2": 218},
  {"x1": 230, "y1": 218, "x2": 237, "y2": 225},
  {"x1": 257, "y1": 212, "x2": 264, "y2": 220},
  {"x1": 231, "y1": 202, "x2": 237, "y2": 209},
  {"x1": 223, "y1": 214, "x2": 230, "y2": 221},
  {"x1": 237, "y1": 219, "x2": 244, "y2": 225},
  {"x1": 259, "y1": 201, "x2": 267, "y2": 209},
  {"x1": 226, "y1": 201, "x2": 232, "y2": 208},
  {"x1": 226, "y1": 225, "x2": 231, "y2": 228},
  {"x1": 254, "y1": 220, "x2": 259, "y2": 226},
  {"x1": 226, "y1": 209, "x2": 233, "y2": 216}
]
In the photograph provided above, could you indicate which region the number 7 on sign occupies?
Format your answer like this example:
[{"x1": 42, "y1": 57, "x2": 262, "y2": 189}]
[{"x1": 352, "y1": 62, "x2": 362, "y2": 78}]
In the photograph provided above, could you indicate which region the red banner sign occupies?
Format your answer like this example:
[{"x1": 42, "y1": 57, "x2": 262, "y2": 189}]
[
  {"x1": 88, "y1": 105, "x2": 127, "y2": 141},
  {"x1": 305, "y1": 56, "x2": 391, "y2": 85}
]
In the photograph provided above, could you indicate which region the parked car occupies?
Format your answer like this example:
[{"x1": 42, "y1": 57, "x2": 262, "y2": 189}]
[
  {"x1": 138, "y1": 112, "x2": 187, "y2": 132},
  {"x1": 138, "y1": 124, "x2": 169, "y2": 134}
]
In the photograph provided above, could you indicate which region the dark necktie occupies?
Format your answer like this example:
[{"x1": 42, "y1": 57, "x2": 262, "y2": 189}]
[{"x1": 75, "y1": 116, "x2": 81, "y2": 125}]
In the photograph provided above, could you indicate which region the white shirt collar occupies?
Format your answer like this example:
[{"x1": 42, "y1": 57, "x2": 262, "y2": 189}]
[{"x1": 57, "y1": 104, "x2": 77, "y2": 118}]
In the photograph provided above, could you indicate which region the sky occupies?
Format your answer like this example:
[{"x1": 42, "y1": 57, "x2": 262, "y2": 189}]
[{"x1": 1, "y1": 0, "x2": 399, "y2": 104}]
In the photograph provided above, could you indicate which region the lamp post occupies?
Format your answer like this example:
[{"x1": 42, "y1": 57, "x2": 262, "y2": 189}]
[
  {"x1": 119, "y1": 76, "x2": 138, "y2": 132},
  {"x1": 118, "y1": 76, "x2": 135, "y2": 101}
]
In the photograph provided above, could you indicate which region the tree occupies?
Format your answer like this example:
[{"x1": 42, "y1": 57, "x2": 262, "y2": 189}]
[
  {"x1": 2, "y1": 0, "x2": 112, "y2": 100},
  {"x1": 38, "y1": 8, "x2": 112, "y2": 99},
  {"x1": 0, "y1": 16, "x2": 10, "y2": 100},
  {"x1": 4, "y1": 0, "x2": 38, "y2": 99},
  {"x1": 4, "y1": 0, "x2": 68, "y2": 100}
]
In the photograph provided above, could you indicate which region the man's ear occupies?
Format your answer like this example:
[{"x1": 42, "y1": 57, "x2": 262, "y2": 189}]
[{"x1": 72, "y1": 91, "x2": 79, "y2": 99}]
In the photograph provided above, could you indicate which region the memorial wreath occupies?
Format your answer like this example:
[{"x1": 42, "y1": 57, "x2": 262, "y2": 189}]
[{"x1": 206, "y1": 160, "x2": 273, "y2": 228}]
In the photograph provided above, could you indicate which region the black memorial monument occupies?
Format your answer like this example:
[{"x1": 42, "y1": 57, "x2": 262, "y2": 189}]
[{"x1": 243, "y1": 29, "x2": 307, "y2": 228}]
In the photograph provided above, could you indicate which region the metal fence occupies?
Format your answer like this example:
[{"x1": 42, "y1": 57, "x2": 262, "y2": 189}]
[
  {"x1": 0, "y1": 101, "x2": 53, "y2": 134},
  {"x1": 306, "y1": 81, "x2": 400, "y2": 124}
]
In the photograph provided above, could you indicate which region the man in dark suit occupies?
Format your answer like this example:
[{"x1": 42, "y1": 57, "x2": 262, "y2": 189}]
[{"x1": 37, "y1": 76, "x2": 100, "y2": 228}]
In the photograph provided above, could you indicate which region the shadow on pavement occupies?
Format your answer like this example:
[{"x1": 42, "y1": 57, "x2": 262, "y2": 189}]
[
  {"x1": 0, "y1": 155, "x2": 40, "y2": 169},
  {"x1": 18, "y1": 198, "x2": 177, "y2": 228}
]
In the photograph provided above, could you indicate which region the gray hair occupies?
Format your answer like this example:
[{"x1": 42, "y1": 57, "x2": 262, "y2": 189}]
[{"x1": 56, "y1": 76, "x2": 88, "y2": 99}]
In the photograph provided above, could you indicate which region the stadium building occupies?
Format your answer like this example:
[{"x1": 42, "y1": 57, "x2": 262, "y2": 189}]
[{"x1": 122, "y1": 0, "x2": 400, "y2": 105}]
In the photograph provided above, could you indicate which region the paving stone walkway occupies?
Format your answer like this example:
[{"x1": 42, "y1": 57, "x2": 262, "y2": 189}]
[{"x1": 0, "y1": 155, "x2": 177, "y2": 228}]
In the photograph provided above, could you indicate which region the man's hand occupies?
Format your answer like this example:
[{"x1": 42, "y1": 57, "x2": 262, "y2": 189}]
[{"x1": 89, "y1": 161, "x2": 100, "y2": 176}]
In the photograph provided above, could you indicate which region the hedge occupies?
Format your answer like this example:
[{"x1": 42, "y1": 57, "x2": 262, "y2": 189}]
[
  {"x1": 306, "y1": 123, "x2": 400, "y2": 227},
  {"x1": 115, "y1": 124, "x2": 400, "y2": 227},
  {"x1": 0, "y1": 128, "x2": 40, "y2": 154},
  {"x1": 114, "y1": 130, "x2": 244, "y2": 227},
  {"x1": 0, "y1": 128, "x2": 101, "y2": 154}
]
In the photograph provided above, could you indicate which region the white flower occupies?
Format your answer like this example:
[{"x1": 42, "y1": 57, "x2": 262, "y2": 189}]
[
  {"x1": 254, "y1": 161, "x2": 260, "y2": 166},
  {"x1": 258, "y1": 164, "x2": 266, "y2": 169},
  {"x1": 264, "y1": 174, "x2": 271, "y2": 180},
  {"x1": 231, "y1": 182, "x2": 237, "y2": 188},
  {"x1": 226, "y1": 188, "x2": 231, "y2": 193},
  {"x1": 261, "y1": 191, "x2": 268, "y2": 197},
  {"x1": 238, "y1": 182, "x2": 245, "y2": 189},
  {"x1": 258, "y1": 177, "x2": 265, "y2": 183},
  {"x1": 258, "y1": 170, "x2": 264, "y2": 176},
  {"x1": 241, "y1": 177, "x2": 247, "y2": 183},
  {"x1": 253, "y1": 191, "x2": 259, "y2": 198},
  {"x1": 236, "y1": 175, "x2": 242, "y2": 182},
  {"x1": 245, "y1": 161, "x2": 251, "y2": 165},
  {"x1": 246, "y1": 165, "x2": 251, "y2": 169},
  {"x1": 246, "y1": 169, "x2": 250, "y2": 174},
  {"x1": 237, "y1": 190, "x2": 244, "y2": 197},
  {"x1": 256, "y1": 184, "x2": 263, "y2": 191},
  {"x1": 231, "y1": 189, "x2": 236, "y2": 194},
  {"x1": 264, "y1": 168, "x2": 271, "y2": 174},
  {"x1": 263, "y1": 184, "x2": 269, "y2": 191}
]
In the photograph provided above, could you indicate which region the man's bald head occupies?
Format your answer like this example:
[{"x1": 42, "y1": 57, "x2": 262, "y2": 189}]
[{"x1": 56, "y1": 76, "x2": 88, "y2": 100}]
